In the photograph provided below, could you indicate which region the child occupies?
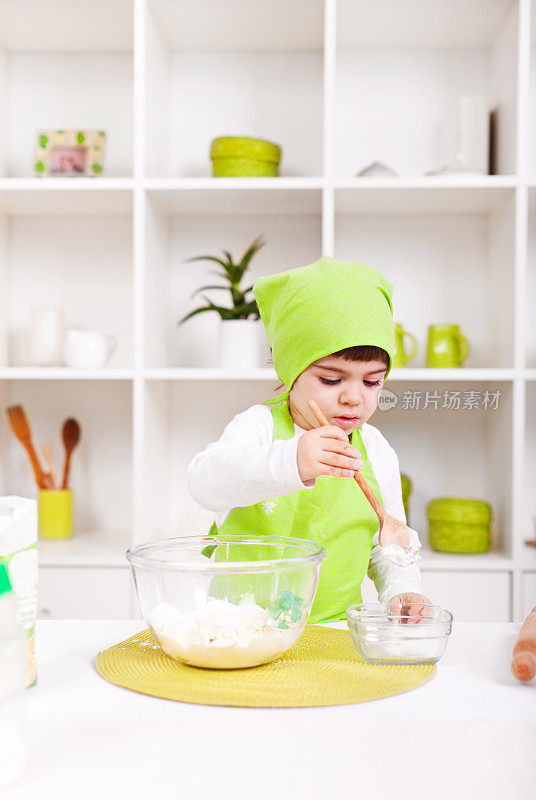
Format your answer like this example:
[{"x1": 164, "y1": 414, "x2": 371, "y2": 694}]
[{"x1": 188, "y1": 256, "x2": 429, "y2": 624}]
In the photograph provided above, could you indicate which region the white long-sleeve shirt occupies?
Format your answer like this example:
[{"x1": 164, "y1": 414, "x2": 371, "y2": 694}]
[{"x1": 188, "y1": 404, "x2": 423, "y2": 603}]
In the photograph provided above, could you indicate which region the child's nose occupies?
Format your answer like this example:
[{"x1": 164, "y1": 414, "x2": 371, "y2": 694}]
[{"x1": 339, "y1": 386, "x2": 363, "y2": 406}]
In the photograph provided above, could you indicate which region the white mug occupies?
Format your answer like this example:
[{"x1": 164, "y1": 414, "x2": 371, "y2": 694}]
[{"x1": 63, "y1": 329, "x2": 117, "y2": 369}]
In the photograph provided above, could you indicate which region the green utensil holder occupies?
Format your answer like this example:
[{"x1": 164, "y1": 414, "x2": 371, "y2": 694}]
[
  {"x1": 210, "y1": 136, "x2": 282, "y2": 177},
  {"x1": 426, "y1": 497, "x2": 492, "y2": 554}
]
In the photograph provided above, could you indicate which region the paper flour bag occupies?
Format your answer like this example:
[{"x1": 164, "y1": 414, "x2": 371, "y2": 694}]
[{"x1": 0, "y1": 497, "x2": 38, "y2": 687}]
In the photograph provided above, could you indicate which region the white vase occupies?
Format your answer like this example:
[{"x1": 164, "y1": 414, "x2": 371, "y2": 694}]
[
  {"x1": 30, "y1": 306, "x2": 64, "y2": 366},
  {"x1": 220, "y1": 319, "x2": 260, "y2": 369},
  {"x1": 456, "y1": 95, "x2": 489, "y2": 174}
]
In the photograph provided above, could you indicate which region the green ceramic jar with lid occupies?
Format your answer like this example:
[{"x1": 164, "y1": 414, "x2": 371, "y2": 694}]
[
  {"x1": 400, "y1": 473, "x2": 412, "y2": 525},
  {"x1": 426, "y1": 497, "x2": 492, "y2": 554},
  {"x1": 210, "y1": 136, "x2": 282, "y2": 177}
]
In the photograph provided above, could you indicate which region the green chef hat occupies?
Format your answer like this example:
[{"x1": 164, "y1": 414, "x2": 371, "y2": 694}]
[{"x1": 254, "y1": 255, "x2": 395, "y2": 392}]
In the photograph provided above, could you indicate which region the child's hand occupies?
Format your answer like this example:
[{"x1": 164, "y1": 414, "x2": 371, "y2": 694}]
[
  {"x1": 297, "y1": 425, "x2": 363, "y2": 483},
  {"x1": 388, "y1": 593, "x2": 432, "y2": 625}
]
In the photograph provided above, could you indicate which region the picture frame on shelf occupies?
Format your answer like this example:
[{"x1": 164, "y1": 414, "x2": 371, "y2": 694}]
[{"x1": 34, "y1": 130, "x2": 106, "y2": 177}]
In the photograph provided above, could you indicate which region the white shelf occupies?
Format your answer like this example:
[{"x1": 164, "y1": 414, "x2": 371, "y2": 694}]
[
  {"x1": 0, "y1": 178, "x2": 135, "y2": 190},
  {"x1": 0, "y1": 368, "x2": 134, "y2": 380},
  {"x1": 147, "y1": 184, "x2": 322, "y2": 216},
  {"x1": 386, "y1": 368, "x2": 517, "y2": 381},
  {"x1": 0, "y1": 180, "x2": 133, "y2": 216},
  {"x1": 144, "y1": 177, "x2": 324, "y2": 190},
  {"x1": 38, "y1": 528, "x2": 132, "y2": 568},
  {"x1": 144, "y1": 368, "x2": 277, "y2": 381},
  {"x1": 142, "y1": 368, "x2": 518, "y2": 382},
  {"x1": 0, "y1": 176, "x2": 518, "y2": 190},
  {"x1": 37, "y1": 538, "x2": 515, "y2": 572},
  {"x1": 335, "y1": 182, "x2": 516, "y2": 215},
  {"x1": 335, "y1": 176, "x2": 518, "y2": 189},
  {"x1": 419, "y1": 549, "x2": 514, "y2": 572}
]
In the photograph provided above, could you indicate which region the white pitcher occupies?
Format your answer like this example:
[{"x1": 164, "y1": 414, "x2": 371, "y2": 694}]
[{"x1": 63, "y1": 329, "x2": 117, "y2": 369}]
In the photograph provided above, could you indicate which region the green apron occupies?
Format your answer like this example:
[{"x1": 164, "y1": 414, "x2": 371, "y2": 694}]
[{"x1": 210, "y1": 400, "x2": 383, "y2": 623}]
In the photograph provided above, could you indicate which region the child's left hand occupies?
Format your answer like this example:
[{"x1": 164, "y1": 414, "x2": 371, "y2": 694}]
[{"x1": 388, "y1": 592, "x2": 431, "y2": 624}]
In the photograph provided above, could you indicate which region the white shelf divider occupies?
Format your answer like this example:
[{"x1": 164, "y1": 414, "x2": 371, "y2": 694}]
[
  {"x1": 132, "y1": 0, "x2": 147, "y2": 550},
  {"x1": 321, "y1": 0, "x2": 335, "y2": 254},
  {"x1": 511, "y1": 0, "x2": 532, "y2": 619}
]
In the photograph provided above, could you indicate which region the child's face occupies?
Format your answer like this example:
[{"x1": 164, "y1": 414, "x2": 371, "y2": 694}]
[{"x1": 288, "y1": 355, "x2": 387, "y2": 432}]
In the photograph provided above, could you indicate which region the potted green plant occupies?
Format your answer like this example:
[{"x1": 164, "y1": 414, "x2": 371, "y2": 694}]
[{"x1": 179, "y1": 236, "x2": 265, "y2": 369}]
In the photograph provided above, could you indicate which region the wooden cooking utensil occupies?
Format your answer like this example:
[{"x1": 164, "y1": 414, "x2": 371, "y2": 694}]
[
  {"x1": 61, "y1": 418, "x2": 81, "y2": 490},
  {"x1": 6, "y1": 405, "x2": 46, "y2": 489},
  {"x1": 307, "y1": 400, "x2": 411, "y2": 551},
  {"x1": 511, "y1": 606, "x2": 536, "y2": 682},
  {"x1": 42, "y1": 443, "x2": 58, "y2": 490}
]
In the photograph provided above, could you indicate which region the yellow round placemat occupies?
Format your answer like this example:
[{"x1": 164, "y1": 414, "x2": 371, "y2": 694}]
[{"x1": 96, "y1": 626, "x2": 436, "y2": 708}]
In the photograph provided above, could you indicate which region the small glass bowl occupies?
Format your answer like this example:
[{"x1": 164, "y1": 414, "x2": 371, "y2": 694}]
[{"x1": 347, "y1": 603, "x2": 453, "y2": 665}]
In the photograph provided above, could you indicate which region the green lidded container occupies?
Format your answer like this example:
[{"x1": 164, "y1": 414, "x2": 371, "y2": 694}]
[
  {"x1": 400, "y1": 473, "x2": 412, "y2": 524},
  {"x1": 426, "y1": 497, "x2": 492, "y2": 554},
  {"x1": 210, "y1": 136, "x2": 282, "y2": 177}
]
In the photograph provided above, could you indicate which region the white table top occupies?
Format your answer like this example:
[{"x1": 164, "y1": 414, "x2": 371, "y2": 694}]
[{"x1": 5, "y1": 620, "x2": 536, "y2": 800}]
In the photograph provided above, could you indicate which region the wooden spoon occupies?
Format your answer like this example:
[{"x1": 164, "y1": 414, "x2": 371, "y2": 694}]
[
  {"x1": 6, "y1": 405, "x2": 46, "y2": 488},
  {"x1": 61, "y1": 418, "x2": 81, "y2": 490},
  {"x1": 41, "y1": 443, "x2": 58, "y2": 490},
  {"x1": 307, "y1": 400, "x2": 412, "y2": 552}
]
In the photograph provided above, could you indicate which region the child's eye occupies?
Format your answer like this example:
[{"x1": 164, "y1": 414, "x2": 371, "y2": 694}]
[
  {"x1": 319, "y1": 377, "x2": 340, "y2": 385},
  {"x1": 364, "y1": 380, "x2": 381, "y2": 387}
]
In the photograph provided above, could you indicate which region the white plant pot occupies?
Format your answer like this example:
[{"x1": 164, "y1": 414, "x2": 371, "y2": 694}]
[{"x1": 220, "y1": 319, "x2": 260, "y2": 369}]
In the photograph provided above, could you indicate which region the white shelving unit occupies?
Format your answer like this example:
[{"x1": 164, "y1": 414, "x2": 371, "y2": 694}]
[{"x1": 0, "y1": 0, "x2": 534, "y2": 621}]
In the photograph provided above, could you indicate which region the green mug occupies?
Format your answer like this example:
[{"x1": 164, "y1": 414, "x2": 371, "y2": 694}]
[
  {"x1": 426, "y1": 324, "x2": 469, "y2": 368},
  {"x1": 392, "y1": 322, "x2": 418, "y2": 367}
]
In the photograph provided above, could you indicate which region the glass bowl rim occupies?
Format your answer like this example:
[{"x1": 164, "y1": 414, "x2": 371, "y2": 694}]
[
  {"x1": 126, "y1": 534, "x2": 326, "y2": 574},
  {"x1": 346, "y1": 602, "x2": 453, "y2": 627}
]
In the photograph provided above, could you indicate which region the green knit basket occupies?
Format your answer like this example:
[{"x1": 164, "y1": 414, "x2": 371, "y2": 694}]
[
  {"x1": 210, "y1": 136, "x2": 282, "y2": 177},
  {"x1": 426, "y1": 498, "x2": 492, "y2": 554},
  {"x1": 400, "y1": 473, "x2": 412, "y2": 525}
]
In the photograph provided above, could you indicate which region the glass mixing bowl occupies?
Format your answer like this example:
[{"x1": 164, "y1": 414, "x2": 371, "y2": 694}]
[
  {"x1": 127, "y1": 534, "x2": 325, "y2": 669},
  {"x1": 347, "y1": 603, "x2": 453, "y2": 665}
]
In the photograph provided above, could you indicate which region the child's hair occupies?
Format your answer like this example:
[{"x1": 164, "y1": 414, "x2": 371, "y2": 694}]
[{"x1": 331, "y1": 345, "x2": 390, "y2": 369}]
